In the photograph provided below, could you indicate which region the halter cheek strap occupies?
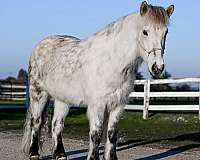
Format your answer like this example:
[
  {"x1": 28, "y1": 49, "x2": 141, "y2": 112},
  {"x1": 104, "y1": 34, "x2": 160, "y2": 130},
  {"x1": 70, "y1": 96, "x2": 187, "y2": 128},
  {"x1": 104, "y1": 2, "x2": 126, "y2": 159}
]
[{"x1": 138, "y1": 39, "x2": 163, "y2": 56}]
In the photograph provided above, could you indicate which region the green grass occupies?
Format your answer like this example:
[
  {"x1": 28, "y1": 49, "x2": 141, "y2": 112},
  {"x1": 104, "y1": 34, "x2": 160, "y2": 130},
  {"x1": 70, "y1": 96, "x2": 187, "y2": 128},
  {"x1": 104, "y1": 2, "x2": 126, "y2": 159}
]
[
  {"x1": 118, "y1": 112, "x2": 200, "y2": 146},
  {"x1": 0, "y1": 100, "x2": 25, "y2": 105},
  {"x1": 0, "y1": 109, "x2": 26, "y2": 130},
  {"x1": 1, "y1": 108, "x2": 200, "y2": 146}
]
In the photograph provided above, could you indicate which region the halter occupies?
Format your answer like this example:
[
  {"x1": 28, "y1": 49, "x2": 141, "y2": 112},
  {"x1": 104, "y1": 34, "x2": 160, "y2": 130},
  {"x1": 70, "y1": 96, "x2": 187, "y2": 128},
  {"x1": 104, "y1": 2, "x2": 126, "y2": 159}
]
[{"x1": 138, "y1": 39, "x2": 164, "y2": 56}]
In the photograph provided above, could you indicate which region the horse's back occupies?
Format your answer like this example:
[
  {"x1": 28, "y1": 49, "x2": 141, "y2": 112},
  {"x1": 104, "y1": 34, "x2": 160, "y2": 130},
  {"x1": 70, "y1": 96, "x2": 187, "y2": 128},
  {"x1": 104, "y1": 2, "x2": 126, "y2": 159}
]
[
  {"x1": 29, "y1": 35, "x2": 81, "y2": 85},
  {"x1": 31, "y1": 35, "x2": 80, "y2": 61}
]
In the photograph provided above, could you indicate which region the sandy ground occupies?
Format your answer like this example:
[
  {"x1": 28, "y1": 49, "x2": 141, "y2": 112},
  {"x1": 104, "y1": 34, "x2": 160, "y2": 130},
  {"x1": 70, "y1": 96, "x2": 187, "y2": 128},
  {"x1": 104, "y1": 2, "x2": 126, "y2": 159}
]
[{"x1": 0, "y1": 130, "x2": 200, "y2": 160}]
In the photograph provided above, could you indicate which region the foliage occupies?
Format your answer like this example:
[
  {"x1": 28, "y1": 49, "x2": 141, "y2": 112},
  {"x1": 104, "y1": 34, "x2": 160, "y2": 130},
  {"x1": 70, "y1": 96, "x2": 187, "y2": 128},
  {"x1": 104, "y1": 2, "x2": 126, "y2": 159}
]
[
  {"x1": 136, "y1": 71, "x2": 144, "y2": 80},
  {"x1": 17, "y1": 68, "x2": 28, "y2": 81},
  {"x1": 5, "y1": 76, "x2": 17, "y2": 81},
  {"x1": 176, "y1": 84, "x2": 192, "y2": 91}
]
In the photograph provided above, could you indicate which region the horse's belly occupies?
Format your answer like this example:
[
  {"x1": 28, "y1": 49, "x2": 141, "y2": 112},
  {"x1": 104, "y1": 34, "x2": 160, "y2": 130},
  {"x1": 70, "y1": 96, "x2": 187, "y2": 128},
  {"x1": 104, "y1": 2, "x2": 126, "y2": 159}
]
[{"x1": 44, "y1": 76, "x2": 85, "y2": 106}]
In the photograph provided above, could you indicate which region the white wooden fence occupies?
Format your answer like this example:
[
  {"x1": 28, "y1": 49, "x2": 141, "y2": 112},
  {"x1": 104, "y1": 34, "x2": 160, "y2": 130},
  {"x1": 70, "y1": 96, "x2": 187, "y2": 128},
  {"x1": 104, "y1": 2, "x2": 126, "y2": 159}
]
[
  {"x1": 0, "y1": 81, "x2": 26, "y2": 101},
  {"x1": 125, "y1": 78, "x2": 200, "y2": 120},
  {"x1": 1, "y1": 78, "x2": 200, "y2": 120}
]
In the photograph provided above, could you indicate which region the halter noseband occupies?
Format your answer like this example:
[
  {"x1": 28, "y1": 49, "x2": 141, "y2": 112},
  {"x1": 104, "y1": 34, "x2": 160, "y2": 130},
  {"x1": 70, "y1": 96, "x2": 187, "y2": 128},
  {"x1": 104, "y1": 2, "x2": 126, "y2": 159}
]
[{"x1": 138, "y1": 39, "x2": 164, "y2": 56}]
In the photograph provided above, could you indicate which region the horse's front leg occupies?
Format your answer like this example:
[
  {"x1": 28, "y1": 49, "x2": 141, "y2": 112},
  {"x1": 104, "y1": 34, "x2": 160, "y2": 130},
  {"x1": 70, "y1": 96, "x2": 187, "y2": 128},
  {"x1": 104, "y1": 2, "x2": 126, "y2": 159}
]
[
  {"x1": 104, "y1": 106, "x2": 124, "y2": 160},
  {"x1": 87, "y1": 105, "x2": 105, "y2": 160},
  {"x1": 52, "y1": 100, "x2": 69, "y2": 160}
]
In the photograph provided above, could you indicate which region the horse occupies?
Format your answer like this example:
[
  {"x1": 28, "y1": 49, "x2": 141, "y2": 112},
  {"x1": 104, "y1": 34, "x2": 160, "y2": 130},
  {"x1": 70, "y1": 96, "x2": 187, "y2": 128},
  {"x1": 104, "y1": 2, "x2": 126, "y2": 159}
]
[{"x1": 22, "y1": 1, "x2": 174, "y2": 160}]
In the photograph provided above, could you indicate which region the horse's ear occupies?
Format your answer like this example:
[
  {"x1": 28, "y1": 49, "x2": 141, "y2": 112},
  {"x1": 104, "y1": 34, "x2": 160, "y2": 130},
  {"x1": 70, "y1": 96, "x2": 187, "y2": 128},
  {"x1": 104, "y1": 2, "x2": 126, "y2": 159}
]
[
  {"x1": 166, "y1": 5, "x2": 174, "y2": 17},
  {"x1": 140, "y1": 1, "x2": 149, "y2": 16}
]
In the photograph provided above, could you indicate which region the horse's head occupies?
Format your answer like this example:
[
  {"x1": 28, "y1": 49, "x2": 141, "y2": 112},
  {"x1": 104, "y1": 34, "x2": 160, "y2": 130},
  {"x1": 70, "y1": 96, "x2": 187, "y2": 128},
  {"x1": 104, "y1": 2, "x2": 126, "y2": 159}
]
[{"x1": 138, "y1": 1, "x2": 174, "y2": 78}]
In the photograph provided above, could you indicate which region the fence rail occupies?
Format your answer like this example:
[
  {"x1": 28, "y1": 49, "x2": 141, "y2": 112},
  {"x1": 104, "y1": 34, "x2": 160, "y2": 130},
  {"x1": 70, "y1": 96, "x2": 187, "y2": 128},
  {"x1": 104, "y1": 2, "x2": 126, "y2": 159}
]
[
  {"x1": 0, "y1": 80, "x2": 27, "y2": 101},
  {"x1": 125, "y1": 78, "x2": 200, "y2": 120}
]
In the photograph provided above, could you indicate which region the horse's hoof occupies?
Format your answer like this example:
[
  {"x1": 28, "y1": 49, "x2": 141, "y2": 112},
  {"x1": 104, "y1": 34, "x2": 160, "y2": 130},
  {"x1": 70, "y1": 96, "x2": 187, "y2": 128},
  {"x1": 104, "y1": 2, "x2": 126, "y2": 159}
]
[
  {"x1": 30, "y1": 155, "x2": 39, "y2": 160},
  {"x1": 57, "y1": 156, "x2": 67, "y2": 160}
]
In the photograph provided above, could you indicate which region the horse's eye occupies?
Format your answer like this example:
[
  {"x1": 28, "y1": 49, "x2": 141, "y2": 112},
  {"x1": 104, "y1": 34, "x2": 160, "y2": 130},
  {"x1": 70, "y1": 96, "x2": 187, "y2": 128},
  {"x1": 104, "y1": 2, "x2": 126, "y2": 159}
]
[{"x1": 143, "y1": 30, "x2": 148, "y2": 36}]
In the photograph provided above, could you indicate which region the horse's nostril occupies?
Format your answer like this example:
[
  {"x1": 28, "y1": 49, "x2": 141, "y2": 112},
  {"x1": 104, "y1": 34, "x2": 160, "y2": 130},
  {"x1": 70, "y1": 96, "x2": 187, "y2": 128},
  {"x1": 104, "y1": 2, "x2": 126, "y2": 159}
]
[
  {"x1": 152, "y1": 63, "x2": 157, "y2": 72},
  {"x1": 151, "y1": 63, "x2": 164, "y2": 75}
]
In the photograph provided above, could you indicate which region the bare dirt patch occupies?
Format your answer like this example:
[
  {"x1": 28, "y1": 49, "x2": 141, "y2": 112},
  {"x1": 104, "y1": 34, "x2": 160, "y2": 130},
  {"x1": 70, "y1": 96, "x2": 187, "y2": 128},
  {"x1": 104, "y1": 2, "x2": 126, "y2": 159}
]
[{"x1": 0, "y1": 130, "x2": 200, "y2": 160}]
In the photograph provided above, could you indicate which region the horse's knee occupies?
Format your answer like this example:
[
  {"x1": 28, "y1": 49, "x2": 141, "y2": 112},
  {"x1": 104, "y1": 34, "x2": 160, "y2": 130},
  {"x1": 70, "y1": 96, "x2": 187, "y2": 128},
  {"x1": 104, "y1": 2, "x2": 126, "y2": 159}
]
[
  {"x1": 52, "y1": 118, "x2": 65, "y2": 133},
  {"x1": 31, "y1": 116, "x2": 42, "y2": 130},
  {"x1": 108, "y1": 129, "x2": 117, "y2": 144}
]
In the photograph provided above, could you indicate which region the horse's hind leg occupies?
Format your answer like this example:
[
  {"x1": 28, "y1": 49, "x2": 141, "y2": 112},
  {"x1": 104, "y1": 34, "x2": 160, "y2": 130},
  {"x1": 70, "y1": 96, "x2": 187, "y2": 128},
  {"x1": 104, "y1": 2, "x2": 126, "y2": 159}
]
[
  {"x1": 87, "y1": 105, "x2": 106, "y2": 160},
  {"x1": 104, "y1": 106, "x2": 124, "y2": 160},
  {"x1": 52, "y1": 99, "x2": 69, "y2": 160},
  {"x1": 22, "y1": 81, "x2": 49, "y2": 160}
]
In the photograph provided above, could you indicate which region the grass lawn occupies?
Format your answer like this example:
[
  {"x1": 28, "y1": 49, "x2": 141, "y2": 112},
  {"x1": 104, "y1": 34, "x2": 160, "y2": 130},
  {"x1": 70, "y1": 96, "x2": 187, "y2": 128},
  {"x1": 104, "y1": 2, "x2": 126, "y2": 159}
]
[
  {"x1": 0, "y1": 100, "x2": 25, "y2": 105},
  {"x1": 0, "y1": 108, "x2": 200, "y2": 147}
]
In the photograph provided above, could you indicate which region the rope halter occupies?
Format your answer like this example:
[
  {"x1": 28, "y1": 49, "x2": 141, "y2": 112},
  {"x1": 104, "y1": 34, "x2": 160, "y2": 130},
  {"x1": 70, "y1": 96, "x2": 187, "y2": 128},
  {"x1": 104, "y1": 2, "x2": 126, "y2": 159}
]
[{"x1": 138, "y1": 39, "x2": 164, "y2": 56}]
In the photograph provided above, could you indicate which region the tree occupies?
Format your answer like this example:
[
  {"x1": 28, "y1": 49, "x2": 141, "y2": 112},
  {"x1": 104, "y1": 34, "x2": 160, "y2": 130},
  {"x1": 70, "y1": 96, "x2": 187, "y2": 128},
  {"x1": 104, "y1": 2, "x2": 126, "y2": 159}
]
[
  {"x1": 176, "y1": 84, "x2": 191, "y2": 91},
  {"x1": 17, "y1": 68, "x2": 28, "y2": 81},
  {"x1": 136, "y1": 71, "x2": 144, "y2": 80},
  {"x1": 6, "y1": 76, "x2": 16, "y2": 81}
]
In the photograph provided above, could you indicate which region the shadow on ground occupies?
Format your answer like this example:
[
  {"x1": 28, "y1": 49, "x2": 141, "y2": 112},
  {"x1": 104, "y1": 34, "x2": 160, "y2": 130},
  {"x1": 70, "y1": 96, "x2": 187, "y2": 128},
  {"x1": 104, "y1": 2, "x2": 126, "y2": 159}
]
[{"x1": 41, "y1": 132, "x2": 200, "y2": 160}]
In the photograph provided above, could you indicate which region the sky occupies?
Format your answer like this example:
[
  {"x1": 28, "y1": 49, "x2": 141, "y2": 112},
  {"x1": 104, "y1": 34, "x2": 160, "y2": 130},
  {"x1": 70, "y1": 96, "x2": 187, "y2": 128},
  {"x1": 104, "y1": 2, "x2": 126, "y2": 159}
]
[{"x1": 0, "y1": 0, "x2": 200, "y2": 79}]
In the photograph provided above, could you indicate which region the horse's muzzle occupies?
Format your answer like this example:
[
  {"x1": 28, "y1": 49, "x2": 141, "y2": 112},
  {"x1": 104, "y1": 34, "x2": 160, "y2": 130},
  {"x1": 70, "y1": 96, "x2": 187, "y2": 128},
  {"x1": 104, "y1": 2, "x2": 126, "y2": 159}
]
[{"x1": 151, "y1": 63, "x2": 164, "y2": 78}]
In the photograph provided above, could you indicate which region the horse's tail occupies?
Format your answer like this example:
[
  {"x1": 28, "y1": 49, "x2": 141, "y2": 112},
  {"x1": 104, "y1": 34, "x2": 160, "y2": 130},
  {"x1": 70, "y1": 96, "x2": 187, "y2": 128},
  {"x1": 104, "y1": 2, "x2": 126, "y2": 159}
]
[{"x1": 21, "y1": 102, "x2": 50, "y2": 156}]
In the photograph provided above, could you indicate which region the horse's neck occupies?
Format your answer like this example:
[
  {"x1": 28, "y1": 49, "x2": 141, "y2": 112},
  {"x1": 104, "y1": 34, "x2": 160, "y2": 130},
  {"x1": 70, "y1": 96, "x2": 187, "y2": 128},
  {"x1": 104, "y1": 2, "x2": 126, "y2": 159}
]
[
  {"x1": 114, "y1": 13, "x2": 141, "y2": 65},
  {"x1": 94, "y1": 13, "x2": 141, "y2": 73}
]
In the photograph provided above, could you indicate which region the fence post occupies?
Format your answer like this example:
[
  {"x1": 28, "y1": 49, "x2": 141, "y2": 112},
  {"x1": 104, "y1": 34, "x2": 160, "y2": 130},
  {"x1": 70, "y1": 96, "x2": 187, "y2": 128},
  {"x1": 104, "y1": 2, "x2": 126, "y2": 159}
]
[
  {"x1": 10, "y1": 81, "x2": 12, "y2": 101},
  {"x1": 199, "y1": 82, "x2": 200, "y2": 120},
  {"x1": 143, "y1": 79, "x2": 150, "y2": 120}
]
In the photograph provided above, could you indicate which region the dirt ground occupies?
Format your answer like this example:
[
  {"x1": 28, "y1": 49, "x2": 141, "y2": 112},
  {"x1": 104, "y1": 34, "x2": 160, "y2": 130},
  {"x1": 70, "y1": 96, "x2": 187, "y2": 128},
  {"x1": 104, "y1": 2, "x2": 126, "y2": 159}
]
[{"x1": 1, "y1": 130, "x2": 200, "y2": 160}]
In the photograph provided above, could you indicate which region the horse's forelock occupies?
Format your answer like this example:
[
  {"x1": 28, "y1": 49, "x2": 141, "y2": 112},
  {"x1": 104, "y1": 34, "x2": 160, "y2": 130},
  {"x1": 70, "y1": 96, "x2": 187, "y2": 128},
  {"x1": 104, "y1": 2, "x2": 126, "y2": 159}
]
[{"x1": 143, "y1": 5, "x2": 169, "y2": 26}]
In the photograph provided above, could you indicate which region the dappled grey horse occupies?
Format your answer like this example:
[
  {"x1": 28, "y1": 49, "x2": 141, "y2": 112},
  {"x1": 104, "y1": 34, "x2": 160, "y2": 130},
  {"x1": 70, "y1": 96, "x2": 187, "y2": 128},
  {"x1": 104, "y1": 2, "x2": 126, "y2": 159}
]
[{"x1": 22, "y1": 1, "x2": 174, "y2": 160}]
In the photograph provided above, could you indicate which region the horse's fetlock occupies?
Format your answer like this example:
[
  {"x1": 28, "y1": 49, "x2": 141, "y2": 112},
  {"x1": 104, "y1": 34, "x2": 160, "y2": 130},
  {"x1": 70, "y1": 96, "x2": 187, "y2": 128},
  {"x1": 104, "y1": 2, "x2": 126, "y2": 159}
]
[
  {"x1": 109, "y1": 148, "x2": 118, "y2": 160},
  {"x1": 53, "y1": 133, "x2": 66, "y2": 159},
  {"x1": 29, "y1": 134, "x2": 39, "y2": 158}
]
